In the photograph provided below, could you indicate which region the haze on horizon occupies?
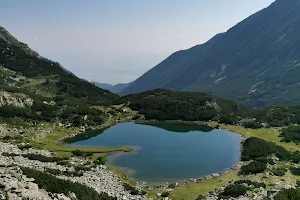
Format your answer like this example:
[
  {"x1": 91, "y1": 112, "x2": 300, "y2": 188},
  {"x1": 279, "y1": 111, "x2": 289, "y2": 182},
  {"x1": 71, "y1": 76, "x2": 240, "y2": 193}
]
[{"x1": 0, "y1": 0, "x2": 274, "y2": 85}]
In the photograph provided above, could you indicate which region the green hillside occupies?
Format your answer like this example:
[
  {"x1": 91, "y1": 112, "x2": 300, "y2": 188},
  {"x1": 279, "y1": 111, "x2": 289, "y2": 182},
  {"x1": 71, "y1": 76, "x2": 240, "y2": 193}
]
[
  {"x1": 0, "y1": 26, "x2": 118, "y2": 106},
  {"x1": 0, "y1": 26, "x2": 118, "y2": 127}
]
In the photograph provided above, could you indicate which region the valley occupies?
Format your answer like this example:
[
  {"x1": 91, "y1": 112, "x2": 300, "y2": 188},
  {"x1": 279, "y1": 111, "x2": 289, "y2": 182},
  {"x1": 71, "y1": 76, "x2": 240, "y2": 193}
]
[{"x1": 2, "y1": 0, "x2": 300, "y2": 199}]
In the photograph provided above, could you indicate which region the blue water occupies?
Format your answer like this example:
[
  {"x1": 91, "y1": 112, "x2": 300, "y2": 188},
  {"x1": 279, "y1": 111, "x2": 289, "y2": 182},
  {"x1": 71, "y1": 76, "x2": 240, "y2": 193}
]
[{"x1": 67, "y1": 122, "x2": 242, "y2": 183}]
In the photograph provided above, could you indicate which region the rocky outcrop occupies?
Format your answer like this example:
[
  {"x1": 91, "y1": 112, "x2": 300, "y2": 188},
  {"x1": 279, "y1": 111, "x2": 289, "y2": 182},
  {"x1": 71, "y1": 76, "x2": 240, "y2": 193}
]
[
  {"x1": 0, "y1": 91, "x2": 33, "y2": 108},
  {"x1": 0, "y1": 142, "x2": 149, "y2": 200},
  {"x1": 0, "y1": 166, "x2": 72, "y2": 200}
]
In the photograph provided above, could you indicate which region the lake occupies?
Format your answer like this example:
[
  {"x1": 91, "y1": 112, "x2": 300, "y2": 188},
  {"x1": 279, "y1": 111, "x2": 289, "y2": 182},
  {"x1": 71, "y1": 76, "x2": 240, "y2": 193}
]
[{"x1": 66, "y1": 122, "x2": 242, "y2": 183}]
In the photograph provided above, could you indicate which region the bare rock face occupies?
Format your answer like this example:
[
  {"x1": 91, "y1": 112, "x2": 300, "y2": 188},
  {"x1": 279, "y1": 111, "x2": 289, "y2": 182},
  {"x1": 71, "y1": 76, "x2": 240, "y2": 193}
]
[{"x1": 0, "y1": 91, "x2": 34, "y2": 108}]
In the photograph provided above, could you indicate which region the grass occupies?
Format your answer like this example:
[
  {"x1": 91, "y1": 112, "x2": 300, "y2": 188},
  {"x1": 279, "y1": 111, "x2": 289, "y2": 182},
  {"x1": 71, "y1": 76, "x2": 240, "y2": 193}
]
[
  {"x1": 209, "y1": 122, "x2": 300, "y2": 152},
  {"x1": 32, "y1": 125, "x2": 132, "y2": 158},
  {"x1": 167, "y1": 169, "x2": 240, "y2": 200},
  {"x1": 107, "y1": 167, "x2": 137, "y2": 186}
]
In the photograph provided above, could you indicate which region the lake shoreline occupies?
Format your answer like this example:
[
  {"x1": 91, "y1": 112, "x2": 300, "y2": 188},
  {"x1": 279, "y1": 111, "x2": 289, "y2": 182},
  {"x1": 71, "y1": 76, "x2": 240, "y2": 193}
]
[{"x1": 64, "y1": 121, "x2": 243, "y2": 187}]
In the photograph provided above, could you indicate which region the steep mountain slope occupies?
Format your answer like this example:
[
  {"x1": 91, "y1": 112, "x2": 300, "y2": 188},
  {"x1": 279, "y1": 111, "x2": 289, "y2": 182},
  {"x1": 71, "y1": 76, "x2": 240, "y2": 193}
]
[
  {"x1": 0, "y1": 26, "x2": 118, "y2": 106},
  {"x1": 121, "y1": 0, "x2": 300, "y2": 108},
  {"x1": 93, "y1": 81, "x2": 131, "y2": 94}
]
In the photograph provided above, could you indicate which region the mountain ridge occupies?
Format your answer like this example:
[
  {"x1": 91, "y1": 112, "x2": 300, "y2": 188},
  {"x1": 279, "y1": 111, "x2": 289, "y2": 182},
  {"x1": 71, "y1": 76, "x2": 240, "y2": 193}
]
[{"x1": 121, "y1": 0, "x2": 300, "y2": 108}]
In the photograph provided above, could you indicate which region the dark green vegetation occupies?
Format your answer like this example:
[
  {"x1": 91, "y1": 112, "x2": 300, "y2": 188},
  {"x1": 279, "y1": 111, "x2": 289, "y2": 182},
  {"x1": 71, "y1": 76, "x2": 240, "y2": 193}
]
[
  {"x1": 241, "y1": 137, "x2": 290, "y2": 161},
  {"x1": 21, "y1": 167, "x2": 115, "y2": 200},
  {"x1": 0, "y1": 26, "x2": 118, "y2": 127},
  {"x1": 290, "y1": 167, "x2": 300, "y2": 176},
  {"x1": 116, "y1": 89, "x2": 245, "y2": 121},
  {"x1": 219, "y1": 180, "x2": 266, "y2": 199},
  {"x1": 117, "y1": 89, "x2": 300, "y2": 128},
  {"x1": 0, "y1": 26, "x2": 118, "y2": 105},
  {"x1": 280, "y1": 126, "x2": 300, "y2": 144},
  {"x1": 121, "y1": 0, "x2": 300, "y2": 109},
  {"x1": 270, "y1": 168, "x2": 287, "y2": 177},
  {"x1": 122, "y1": 183, "x2": 142, "y2": 195},
  {"x1": 274, "y1": 188, "x2": 300, "y2": 200},
  {"x1": 239, "y1": 137, "x2": 300, "y2": 174},
  {"x1": 240, "y1": 161, "x2": 267, "y2": 175},
  {"x1": 22, "y1": 154, "x2": 66, "y2": 162}
]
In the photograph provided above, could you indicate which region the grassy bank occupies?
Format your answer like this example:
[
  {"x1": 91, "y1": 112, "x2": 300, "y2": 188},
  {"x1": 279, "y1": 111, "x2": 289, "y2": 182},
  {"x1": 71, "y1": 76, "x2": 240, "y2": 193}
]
[
  {"x1": 32, "y1": 124, "x2": 132, "y2": 158},
  {"x1": 169, "y1": 169, "x2": 240, "y2": 200},
  {"x1": 209, "y1": 122, "x2": 300, "y2": 152}
]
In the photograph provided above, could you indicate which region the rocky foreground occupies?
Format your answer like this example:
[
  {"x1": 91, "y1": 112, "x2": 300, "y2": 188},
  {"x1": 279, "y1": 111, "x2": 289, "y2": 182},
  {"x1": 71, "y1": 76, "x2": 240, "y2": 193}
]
[{"x1": 0, "y1": 142, "x2": 149, "y2": 200}]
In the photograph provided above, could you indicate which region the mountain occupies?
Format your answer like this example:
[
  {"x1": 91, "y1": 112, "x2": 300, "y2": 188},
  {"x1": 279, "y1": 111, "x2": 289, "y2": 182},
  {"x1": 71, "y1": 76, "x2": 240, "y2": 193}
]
[
  {"x1": 121, "y1": 0, "x2": 300, "y2": 108},
  {"x1": 0, "y1": 26, "x2": 118, "y2": 106},
  {"x1": 92, "y1": 82, "x2": 113, "y2": 90},
  {"x1": 93, "y1": 82, "x2": 131, "y2": 94},
  {"x1": 0, "y1": 26, "x2": 119, "y2": 127}
]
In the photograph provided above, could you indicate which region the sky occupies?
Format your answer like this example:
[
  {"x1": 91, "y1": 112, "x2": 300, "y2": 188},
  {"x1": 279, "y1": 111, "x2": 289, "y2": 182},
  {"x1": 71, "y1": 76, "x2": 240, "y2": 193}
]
[{"x1": 0, "y1": 0, "x2": 274, "y2": 85}]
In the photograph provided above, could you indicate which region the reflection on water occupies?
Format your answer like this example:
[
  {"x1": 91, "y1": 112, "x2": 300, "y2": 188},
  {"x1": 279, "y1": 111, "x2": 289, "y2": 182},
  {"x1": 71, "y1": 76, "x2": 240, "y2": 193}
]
[{"x1": 66, "y1": 122, "x2": 242, "y2": 183}]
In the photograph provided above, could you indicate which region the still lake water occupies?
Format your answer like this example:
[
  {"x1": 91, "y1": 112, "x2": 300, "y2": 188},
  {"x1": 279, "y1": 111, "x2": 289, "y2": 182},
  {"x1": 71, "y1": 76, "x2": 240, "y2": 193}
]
[{"x1": 66, "y1": 122, "x2": 242, "y2": 183}]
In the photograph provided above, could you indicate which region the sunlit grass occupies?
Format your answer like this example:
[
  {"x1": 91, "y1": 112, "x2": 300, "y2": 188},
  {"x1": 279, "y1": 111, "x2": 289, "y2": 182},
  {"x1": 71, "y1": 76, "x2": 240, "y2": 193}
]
[{"x1": 32, "y1": 126, "x2": 132, "y2": 158}]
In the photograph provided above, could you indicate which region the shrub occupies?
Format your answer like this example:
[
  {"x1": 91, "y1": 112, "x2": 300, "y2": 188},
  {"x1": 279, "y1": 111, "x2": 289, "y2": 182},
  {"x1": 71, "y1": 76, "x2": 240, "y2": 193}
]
[
  {"x1": 297, "y1": 180, "x2": 300, "y2": 187},
  {"x1": 72, "y1": 149, "x2": 84, "y2": 156},
  {"x1": 123, "y1": 183, "x2": 139, "y2": 195},
  {"x1": 274, "y1": 188, "x2": 300, "y2": 200},
  {"x1": 290, "y1": 167, "x2": 300, "y2": 176},
  {"x1": 280, "y1": 126, "x2": 300, "y2": 143},
  {"x1": 161, "y1": 192, "x2": 169, "y2": 197},
  {"x1": 219, "y1": 184, "x2": 247, "y2": 198},
  {"x1": 271, "y1": 168, "x2": 287, "y2": 177},
  {"x1": 23, "y1": 154, "x2": 65, "y2": 162},
  {"x1": 94, "y1": 157, "x2": 105, "y2": 165},
  {"x1": 240, "y1": 161, "x2": 267, "y2": 175},
  {"x1": 241, "y1": 137, "x2": 290, "y2": 161},
  {"x1": 18, "y1": 144, "x2": 32, "y2": 150},
  {"x1": 235, "y1": 180, "x2": 266, "y2": 188},
  {"x1": 195, "y1": 195, "x2": 205, "y2": 200}
]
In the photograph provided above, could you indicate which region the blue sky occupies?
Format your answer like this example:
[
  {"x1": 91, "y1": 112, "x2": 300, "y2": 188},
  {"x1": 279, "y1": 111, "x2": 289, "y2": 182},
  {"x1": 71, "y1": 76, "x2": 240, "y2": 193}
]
[{"x1": 0, "y1": 0, "x2": 274, "y2": 84}]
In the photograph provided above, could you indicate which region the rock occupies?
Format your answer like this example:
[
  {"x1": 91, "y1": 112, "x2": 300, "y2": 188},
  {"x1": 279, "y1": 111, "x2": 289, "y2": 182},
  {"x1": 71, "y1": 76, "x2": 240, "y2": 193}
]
[
  {"x1": 27, "y1": 182, "x2": 39, "y2": 191},
  {"x1": 212, "y1": 173, "x2": 220, "y2": 178},
  {"x1": 69, "y1": 192, "x2": 77, "y2": 200}
]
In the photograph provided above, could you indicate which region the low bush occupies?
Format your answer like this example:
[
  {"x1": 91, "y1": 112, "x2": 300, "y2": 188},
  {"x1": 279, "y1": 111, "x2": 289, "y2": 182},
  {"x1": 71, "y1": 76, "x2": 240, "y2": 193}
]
[
  {"x1": 271, "y1": 168, "x2": 287, "y2": 177},
  {"x1": 290, "y1": 167, "x2": 300, "y2": 176},
  {"x1": 240, "y1": 161, "x2": 267, "y2": 175},
  {"x1": 195, "y1": 195, "x2": 205, "y2": 200},
  {"x1": 280, "y1": 126, "x2": 300, "y2": 143},
  {"x1": 123, "y1": 183, "x2": 139, "y2": 195},
  {"x1": 161, "y1": 192, "x2": 169, "y2": 197},
  {"x1": 241, "y1": 137, "x2": 290, "y2": 161},
  {"x1": 297, "y1": 180, "x2": 300, "y2": 187},
  {"x1": 219, "y1": 183, "x2": 247, "y2": 198},
  {"x1": 94, "y1": 157, "x2": 105, "y2": 165},
  {"x1": 274, "y1": 188, "x2": 300, "y2": 200},
  {"x1": 18, "y1": 144, "x2": 32, "y2": 150},
  {"x1": 23, "y1": 154, "x2": 65, "y2": 162},
  {"x1": 235, "y1": 180, "x2": 266, "y2": 188}
]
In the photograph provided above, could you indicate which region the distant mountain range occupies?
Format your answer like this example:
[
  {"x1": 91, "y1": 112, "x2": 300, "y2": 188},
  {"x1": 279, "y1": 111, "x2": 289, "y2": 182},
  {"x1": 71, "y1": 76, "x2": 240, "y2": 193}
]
[
  {"x1": 121, "y1": 0, "x2": 300, "y2": 108},
  {"x1": 92, "y1": 82, "x2": 130, "y2": 94}
]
